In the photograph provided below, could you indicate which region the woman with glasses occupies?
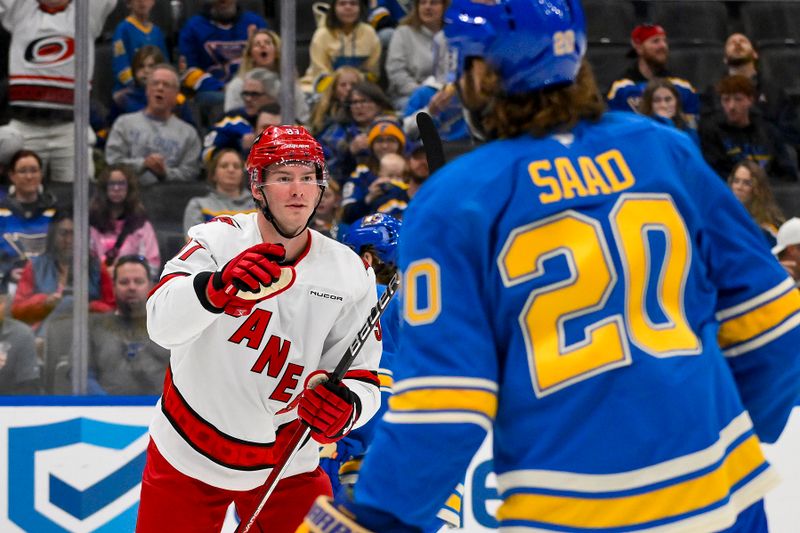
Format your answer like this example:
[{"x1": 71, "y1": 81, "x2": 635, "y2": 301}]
[
  {"x1": 183, "y1": 148, "x2": 256, "y2": 234},
  {"x1": 224, "y1": 28, "x2": 310, "y2": 124},
  {"x1": 89, "y1": 163, "x2": 160, "y2": 278},
  {"x1": 0, "y1": 149, "x2": 58, "y2": 288},
  {"x1": 318, "y1": 81, "x2": 395, "y2": 183},
  {"x1": 301, "y1": 0, "x2": 381, "y2": 92}
]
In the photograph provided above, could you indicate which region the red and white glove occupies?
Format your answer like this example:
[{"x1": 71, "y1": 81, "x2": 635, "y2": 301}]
[
  {"x1": 201, "y1": 242, "x2": 285, "y2": 317},
  {"x1": 298, "y1": 371, "x2": 360, "y2": 444}
]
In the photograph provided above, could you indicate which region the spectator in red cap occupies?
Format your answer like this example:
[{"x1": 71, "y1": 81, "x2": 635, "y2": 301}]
[{"x1": 606, "y1": 23, "x2": 699, "y2": 127}]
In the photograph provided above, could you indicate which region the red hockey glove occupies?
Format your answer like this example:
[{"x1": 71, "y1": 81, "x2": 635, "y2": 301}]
[
  {"x1": 204, "y1": 242, "x2": 285, "y2": 316},
  {"x1": 298, "y1": 371, "x2": 360, "y2": 444}
]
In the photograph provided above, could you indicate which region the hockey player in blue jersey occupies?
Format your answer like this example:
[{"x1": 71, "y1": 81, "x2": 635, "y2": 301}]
[
  {"x1": 327, "y1": 213, "x2": 463, "y2": 530},
  {"x1": 301, "y1": 0, "x2": 800, "y2": 532}
]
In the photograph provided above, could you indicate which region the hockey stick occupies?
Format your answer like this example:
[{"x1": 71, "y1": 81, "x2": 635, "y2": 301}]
[
  {"x1": 416, "y1": 111, "x2": 446, "y2": 173},
  {"x1": 237, "y1": 112, "x2": 445, "y2": 532},
  {"x1": 236, "y1": 272, "x2": 400, "y2": 533}
]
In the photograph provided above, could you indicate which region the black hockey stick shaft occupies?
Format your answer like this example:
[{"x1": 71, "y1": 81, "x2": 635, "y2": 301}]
[
  {"x1": 416, "y1": 111, "x2": 446, "y2": 173},
  {"x1": 236, "y1": 273, "x2": 400, "y2": 533}
]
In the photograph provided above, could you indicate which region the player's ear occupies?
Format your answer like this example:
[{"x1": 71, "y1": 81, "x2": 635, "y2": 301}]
[{"x1": 361, "y1": 251, "x2": 375, "y2": 268}]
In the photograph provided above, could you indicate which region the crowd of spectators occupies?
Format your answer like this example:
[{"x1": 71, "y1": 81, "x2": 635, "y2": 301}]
[{"x1": 1, "y1": 0, "x2": 800, "y2": 395}]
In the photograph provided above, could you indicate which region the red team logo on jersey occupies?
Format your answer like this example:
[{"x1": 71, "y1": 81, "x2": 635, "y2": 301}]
[{"x1": 24, "y1": 36, "x2": 75, "y2": 65}]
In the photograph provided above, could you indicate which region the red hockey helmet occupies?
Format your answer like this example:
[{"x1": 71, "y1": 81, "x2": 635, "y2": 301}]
[{"x1": 246, "y1": 125, "x2": 329, "y2": 186}]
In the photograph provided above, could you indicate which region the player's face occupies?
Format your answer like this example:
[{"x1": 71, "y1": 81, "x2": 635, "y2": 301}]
[
  {"x1": 335, "y1": 0, "x2": 361, "y2": 26},
  {"x1": 251, "y1": 33, "x2": 277, "y2": 69},
  {"x1": 114, "y1": 262, "x2": 151, "y2": 315},
  {"x1": 106, "y1": 170, "x2": 129, "y2": 205},
  {"x1": 639, "y1": 35, "x2": 669, "y2": 68},
  {"x1": 721, "y1": 92, "x2": 753, "y2": 127},
  {"x1": 254, "y1": 163, "x2": 322, "y2": 234},
  {"x1": 9, "y1": 156, "x2": 43, "y2": 200},
  {"x1": 214, "y1": 151, "x2": 244, "y2": 192},
  {"x1": 418, "y1": 0, "x2": 444, "y2": 29},
  {"x1": 146, "y1": 68, "x2": 179, "y2": 114},
  {"x1": 730, "y1": 166, "x2": 754, "y2": 204},
  {"x1": 651, "y1": 87, "x2": 677, "y2": 119},
  {"x1": 725, "y1": 33, "x2": 757, "y2": 63}
]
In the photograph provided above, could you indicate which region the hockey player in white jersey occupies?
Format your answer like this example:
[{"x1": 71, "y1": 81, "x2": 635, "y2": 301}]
[{"x1": 137, "y1": 125, "x2": 382, "y2": 532}]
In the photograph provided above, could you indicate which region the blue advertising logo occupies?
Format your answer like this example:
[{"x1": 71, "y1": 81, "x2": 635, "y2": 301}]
[{"x1": 8, "y1": 417, "x2": 148, "y2": 532}]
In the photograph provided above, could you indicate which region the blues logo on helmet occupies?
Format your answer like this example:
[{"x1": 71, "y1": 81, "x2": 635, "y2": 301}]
[
  {"x1": 443, "y1": 0, "x2": 586, "y2": 95},
  {"x1": 342, "y1": 213, "x2": 402, "y2": 266}
]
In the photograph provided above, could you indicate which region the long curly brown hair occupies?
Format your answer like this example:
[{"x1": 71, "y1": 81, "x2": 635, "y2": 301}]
[
  {"x1": 727, "y1": 160, "x2": 785, "y2": 230},
  {"x1": 89, "y1": 164, "x2": 148, "y2": 233}
]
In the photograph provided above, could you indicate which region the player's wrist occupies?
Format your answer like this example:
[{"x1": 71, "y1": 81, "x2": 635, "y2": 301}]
[{"x1": 194, "y1": 271, "x2": 226, "y2": 314}]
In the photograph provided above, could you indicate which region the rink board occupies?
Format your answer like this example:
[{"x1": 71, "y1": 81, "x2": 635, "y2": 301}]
[{"x1": 0, "y1": 398, "x2": 796, "y2": 532}]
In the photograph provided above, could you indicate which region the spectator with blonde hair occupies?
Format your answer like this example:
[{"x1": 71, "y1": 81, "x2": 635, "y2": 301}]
[
  {"x1": 224, "y1": 28, "x2": 309, "y2": 123},
  {"x1": 309, "y1": 66, "x2": 365, "y2": 135},
  {"x1": 183, "y1": 148, "x2": 255, "y2": 234},
  {"x1": 385, "y1": 0, "x2": 448, "y2": 110}
]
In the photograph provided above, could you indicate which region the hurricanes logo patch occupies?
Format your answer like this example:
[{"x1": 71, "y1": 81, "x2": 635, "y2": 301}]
[{"x1": 25, "y1": 36, "x2": 75, "y2": 66}]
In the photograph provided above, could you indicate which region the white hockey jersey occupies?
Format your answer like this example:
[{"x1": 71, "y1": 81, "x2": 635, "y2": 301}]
[
  {"x1": 146, "y1": 213, "x2": 382, "y2": 491},
  {"x1": 0, "y1": 0, "x2": 116, "y2": 114}
]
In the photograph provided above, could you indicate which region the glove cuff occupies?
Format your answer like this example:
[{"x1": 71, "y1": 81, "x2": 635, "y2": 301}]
[
  {"x1": 303, "y1": 497, "x2": 375, "y2": 533},
  {"x1": 194, "y1": 271, "x2": 225, "y2": 314}
]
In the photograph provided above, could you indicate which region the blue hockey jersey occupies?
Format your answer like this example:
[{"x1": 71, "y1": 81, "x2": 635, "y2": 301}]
[
  {"x1": 353, "y1": 112, "x2": 800, "y2": 531},
  {"x1": 111, "y1": 16, "x2": 168, "y2": 93}
]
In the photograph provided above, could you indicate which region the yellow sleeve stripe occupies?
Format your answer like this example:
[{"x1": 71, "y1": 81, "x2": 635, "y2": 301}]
[
  {"x1": 717, "y1": 286, "x2": 800, "y2": 348},
  {"x1": 183, "y1": 68, "x2": 207, "y2": 90},
  {"x1": 606, "y1": 79, "x2": 634, "y2": 100},
  {"x1": 497, "y1": 435, "x2": 770, "y2": 529},
  {"x1": 444, "y1": 491, "x2": 462, "y2": 513},
  {"x1": 378, "y1": 372, "x2": 393, "y2": 391},
  {"x1": 339, "y1": 459, "x2": 361, "y2": 476},
  {"x1": 388, "y1": 388, "x2": 498, "y2": 419}
]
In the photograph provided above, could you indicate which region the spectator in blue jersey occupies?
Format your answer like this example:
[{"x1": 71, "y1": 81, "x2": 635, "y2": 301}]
[
  {"x1": 0, "y1": 276, "x2": 40, "y2": 395},
  {"x1": 700, "y1": 75, "x2": 797, "y2": 182},
  {"x1": 301, "y1": 1, "x2": 800, "y2": 531},
  {"x1": 341, "y1": 116, "x2": 408, "y2": 223},
  {"x1": 301, "y1": 0, "x2": 381, "y2": 93},
  {"x1": 318, "y1": 81, "x2": 395, "y2": 183},
  {"x1": 111, "y1": 0, "x2": 169, "y2": 104},
  {"x1": 727, "y1": 160, "x2": 784, "y2": 247},
  {"x1": 108, "y1": 46, "x2": 195, "y2": 128},
  {"x1": 182, "y1": 148, "x2": 254, "y2": 234},
  {"x1": 224, "y1": 28, "x2": 310, "y2": 124},
  {"x1": 0, "y1": 150, "x2": 57, "y2": 286},
  {"x1": 702, "y1": 33, "x2": 800, "y2": 146},
  {"x1": 309, "y1": 66, "x2": 365, "y2": 136},
  {"x1": 178, "y1": 0, "x2": 267, "y2": 125},
  {"x1": 639, "y1": 78, "x2": 699, "y2": 145},
  {"x1": 385, "y1": 0, "x2": 447, "y2": 111},
  {"x1": 606, "y1": 24, "x2": 699, "y2": 128},
  {"x1": 202, "y1": 68, "x2": 281, "y2": 163},
  {"x1": 402, "y1": 30, "x2": 468, "y2": 143},
  {"x1": 106, "y1": 64, "x2": 202, "y2": 186}
]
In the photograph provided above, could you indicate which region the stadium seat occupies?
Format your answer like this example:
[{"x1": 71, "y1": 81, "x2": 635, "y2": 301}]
[
  {"x1": 647, "y1": 1, "x2": 728, "y2": 45},
  {"x1": 772, "y1": 182, "x2": 800, "y2": 218},
  {"x1": 585, "y1": 43, "x2": 631, "y2": 95},
  {"x1": 758, "y1": 45, "x2": 800, "y2": 99},
  {"x1": 583, "y1": 0, "x2": 636, "y2": 44},
  {"x1": 667, "y1": 44, "x2": 725, "y2": 96},
  {"x1": 741, "y1": 2, "x2": 800, "y2": 46}
]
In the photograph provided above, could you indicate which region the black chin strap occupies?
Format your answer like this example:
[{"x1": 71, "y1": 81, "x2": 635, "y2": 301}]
[{"x1": 255, "y1": 186, "x2": 325, "y2": 239}]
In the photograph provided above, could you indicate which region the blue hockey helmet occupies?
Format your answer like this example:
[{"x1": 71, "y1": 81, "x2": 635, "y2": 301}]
[
  {"x1": 443, "y1": 0, "x2": 587, "y2": 95},
  {"x1": 342, "y1": 213, "x2": 402, "y2": 266}
]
